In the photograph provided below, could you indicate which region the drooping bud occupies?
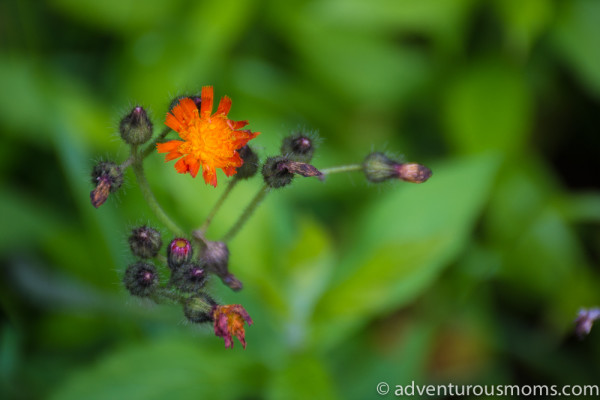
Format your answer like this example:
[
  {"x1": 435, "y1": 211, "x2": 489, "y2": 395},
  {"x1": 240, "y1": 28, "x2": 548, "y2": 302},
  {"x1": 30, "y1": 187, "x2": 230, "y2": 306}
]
[
  {"x1": 363, "y1": 152, "x2": 432, "y2": 184},
  {"x1": 262, "y1": 156, "x2": 323, "y2": 188},
  {"x1": 213, "y1": 304, "x2": 253, "y2": 349},
  {"x1": 90, "y1": 161, "x2": 123, "y2": 208},
  {"x1": 170, "y1": 262, "x2": 207, "y2": 293},
  {"x1": 234, "y1": 145, "x2": 259, "y2": 180},
  {"x1": 167, "y1": 238, "x2": 193, "y2": 270},
  {"x1": 575, "y1": 308, "x2": 600, "y2": 339},
  {"x1": 281, "y1": 132, "x2": 317, "y2": 162},
  {"x1": 123, "y1": 262, "x2": 159, "y2": 297},
  {"x1": 119, "y1": 106, "x2": 153, "y2": 145},
  {"x1": 183, "y1": 294, "x2": 217, "y2": 323},
  {"x1": 128, "y1": 226, "x2": 162, "y2": 258},
  {"x1": 201, "y1": 241, "x2": 242, "y2": 291}
]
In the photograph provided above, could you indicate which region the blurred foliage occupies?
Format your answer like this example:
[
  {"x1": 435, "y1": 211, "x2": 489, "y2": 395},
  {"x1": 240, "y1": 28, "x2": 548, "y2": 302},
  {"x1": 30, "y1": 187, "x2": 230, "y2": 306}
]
[{"x1": 1, "y1": 0, "x2": 600, "y2": 399}]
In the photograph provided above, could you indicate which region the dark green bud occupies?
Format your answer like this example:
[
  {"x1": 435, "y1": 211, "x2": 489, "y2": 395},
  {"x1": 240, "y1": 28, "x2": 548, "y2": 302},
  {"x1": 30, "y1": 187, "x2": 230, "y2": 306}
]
[
  {"x1": 128, "y1": 226, "x2": 162, "y2": 258},
  {"x1": 119, "y1": 106, "x2": 153, "y2": 145},
  {"x1": 363, "y1": 152, "x2": 432, "y2": 184},
  {"x1": 262, "y1": 156, "x2": 295, "y2": 188},
  {"x1": 234, "y1": 145, "x2": 259, "y2": 180},
  {"x1": 281, "y1": 133, "x2": 316, "y2": 162},
  {"x1": 123, "y1": 262, "x2": 158, "y2": 297},
  {"x1": 183, "y1": 295, "x2": 217, "y2": 323},
  {"x1": 90, "y1": 161, "x2": 123, "y2": 208},
  {"x1": 167, "y1": 238, "x2": 193, "y2": 270},
  {"x1": 170, "y1": 262, "x2": 207, "y2": 293}
]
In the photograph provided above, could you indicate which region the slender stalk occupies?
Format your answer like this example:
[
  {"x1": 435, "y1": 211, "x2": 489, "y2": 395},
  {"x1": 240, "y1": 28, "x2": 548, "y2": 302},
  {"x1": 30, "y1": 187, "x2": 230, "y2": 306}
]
[
  {"x1": 198, "y1": 179, "x2": 239, "y2": 234},
  {"x1": 119, "y1": 155, "x2": 135, "y2": 170},
  {"x1": 320, "y1": 164, "x2": 363, "y2": 175},
  {"x1": 141, "y1": 126, "x2": 172, "y2": 159},
  {"x1": 222, "y1": 184, "x2": 270, "y2": 243},
  {"x1": 131, "y1": 147, "x2": 185, "y2": 236}
]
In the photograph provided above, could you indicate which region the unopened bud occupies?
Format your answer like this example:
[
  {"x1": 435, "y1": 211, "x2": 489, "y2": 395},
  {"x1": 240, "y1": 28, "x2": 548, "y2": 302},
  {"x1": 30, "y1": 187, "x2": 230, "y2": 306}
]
[
  {"x1": 234, "y1": 145, "x2": 259, "y2": 180},
  {"x1": 90, "y1": 161, "x2": 123, "y2": 208},
  {"x1": 167, "y1": 238, "x2": 193, "y2": 270},
  {"x1": 281, "y1": 133, "x2": 317, "y2": 162},
  {"x1": 184, "y1": 295, "x2": 217, "y2": 323},
  {"x1": 128, "y1": 226, "x2": 162, "y2": 258},
  {"x1": 363, "y1": 152, "x2": 431, "y2": 184},
  {"x1": 575, "y1": 308, "x2": 600, "y2": 339},
  {"x1": 200, "y1": 241, "x2": 243, "y2": 291},
  {"x1": 123, "y1": 262, "x2": 158, "y2": 297},
  {"x1": 170, "y1": 262, "x2": 207, "y2": 293},
  {"x1": 262, "y1": 156, "x2": 323, "y2": 188},
  {"x1": 119, "y1": 106, "x2": 153, "y2": 145}
]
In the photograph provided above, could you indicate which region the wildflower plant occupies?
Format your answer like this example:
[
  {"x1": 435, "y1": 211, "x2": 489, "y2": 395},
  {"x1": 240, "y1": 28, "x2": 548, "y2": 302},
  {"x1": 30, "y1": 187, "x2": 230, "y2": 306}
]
[{"x1": 90, "y1": 86, "x2": 432, "y2": 349}]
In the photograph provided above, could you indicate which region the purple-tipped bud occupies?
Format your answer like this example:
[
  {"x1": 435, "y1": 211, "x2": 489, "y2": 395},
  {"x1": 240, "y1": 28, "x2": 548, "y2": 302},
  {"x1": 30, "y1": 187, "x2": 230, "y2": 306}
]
[
  {"x1": 575, "y1": 308, "x2": 600, "y2": 339},
  {"x1": 90, "y1": 161, "x2": 123, "y2": 208},
  {"x1": 119, "y1": 106, "x2": 153, "y2": 145},
  {"x1": 170, "y1": 262, "x2": 207, "y2": 292},
  {"x1": 123, "y1": 262, "x2": 159, "y2": 297},
  {"x1": 363, "y1": 152, "x2": 432, "y2": 184},
  {"x1": 167, "y1": 238, "x2": 193, "y2": 270},
  {"x1": 281, "y1": 133, "x2": 317, "y2": 162},
  {"x1": 262, "y1": 156, "x2": 323, "y2": 189},
  {"x1": 128, "y1": 226, "x2": 162, "y2": 258}
]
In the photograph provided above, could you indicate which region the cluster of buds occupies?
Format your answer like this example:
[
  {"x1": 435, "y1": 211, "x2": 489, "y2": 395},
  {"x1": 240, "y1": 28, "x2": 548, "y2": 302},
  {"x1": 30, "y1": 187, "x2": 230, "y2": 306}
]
[
  {"x1": 89, "y1": 87, "x2": 434, "y2": 349},
  {"x1": 126, "y1": 227, "x2": 252, "y2": 349}
]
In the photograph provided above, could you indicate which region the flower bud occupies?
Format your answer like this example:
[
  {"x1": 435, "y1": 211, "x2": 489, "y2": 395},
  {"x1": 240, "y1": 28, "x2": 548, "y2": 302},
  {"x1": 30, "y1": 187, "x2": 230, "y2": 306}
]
[
  {"x1": 234, "y1": 145, "x2": 259, "y2": 180},
  {"x1": 262, "y1": 156, "x2": 294, "y2": 188},
  {"x1": 363, "y1": 152, "x2": 431, "y2": 184},
  {"x1": 281, "y1": 133, "x2": 316, "y2": 162},
  {"x1": 90, "y1": 161, "x2": 123, "y2": 208},
  {"x1": 170, "y1": 262, "x2": 207, "y2": 293},
  {"x1": 119, "y1": 106, "x2": 153, "y2": 145},
  {"x1": 167, "y1": 238, "x2": 193, "y2": 270},
  {"x1": 575, "y1": 308, "x2": 600, "y2": 339},
  {"x1": 128, "y1": 226, "x2": 162, "y2": 258},
  {"x1": 201, "y1": 241, "x2": 243, "y2": 291},
  {"x1": 123, "y1": 262, "x2": 158, "y2": 297},
  {"x1": 183, "y1": 295, "x2": 217, "y2": 323}
]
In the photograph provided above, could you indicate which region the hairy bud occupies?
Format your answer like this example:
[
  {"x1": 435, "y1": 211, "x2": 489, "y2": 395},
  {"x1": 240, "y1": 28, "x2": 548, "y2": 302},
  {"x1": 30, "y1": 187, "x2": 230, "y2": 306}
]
[
  {"x1": 170, "y1": 262, "x2": 207, "y2": 293},
  {"x1": 167, "y1": 238, "x2": 193, "y2": 270},
  {"x1": 262, "y1": 156, "x2": 323, "y2": 188},
  {"x1": 363, "y1": 152, "x2": 431, "y2": 184},
  {"x1": 90, "y1": 161, "x2": 123, "y2": 208},
  {"x1": 123, "y1": 262, "x2": 158, "y2": 297},
  {"x1": 119, "y1": 106, "x2": 153, "y2": 145},
  {"x1": 281, "y1": 133, "x2": 317, "y2": 162},
  {"x1": 201, "y1": 241, "x2": 243, "y2": 291},
  {"x1": 234, "y1": 145, "x2": 259, "y2": 180},
  {"x1": 184, "y1": 295, "x2": 217, "y2": 324},
  {"x1": 128, "y1": 226, "x2": 162, "y2": 258}
]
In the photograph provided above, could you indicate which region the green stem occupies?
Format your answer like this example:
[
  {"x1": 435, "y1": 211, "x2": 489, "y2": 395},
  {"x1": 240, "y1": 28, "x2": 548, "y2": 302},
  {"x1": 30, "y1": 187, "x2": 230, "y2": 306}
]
[
  {"x1": 320, "y1": 164, "x2": 363, "y2": 175},
  {"x1": 222, "y1": 184, "x2": 270, "y2": 243},
  {"x1": 131, "y1": 147, "x2": 185, "y2": 236},
  {"x1": 198, "y1": 179, "x2": 239, "y2": 234},
  {"x1": 141, "y1": 126, "x2": 172, "y2": 159}
]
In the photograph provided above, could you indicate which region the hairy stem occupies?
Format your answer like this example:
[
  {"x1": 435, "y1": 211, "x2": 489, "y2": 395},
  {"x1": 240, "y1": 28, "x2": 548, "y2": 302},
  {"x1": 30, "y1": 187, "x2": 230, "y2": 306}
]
[
  {"x1": 131, "y1": 146, "x2": 185, "y2": 236},
  {"x1": 222, "y1": 184, "x2": 270, "y2": 243},
  {"x1": 198, "y1": 179, "x2": 239, "y2": 234},
  {"x1": 319, "y1": 164, "x2": 363, "y2": 175}
]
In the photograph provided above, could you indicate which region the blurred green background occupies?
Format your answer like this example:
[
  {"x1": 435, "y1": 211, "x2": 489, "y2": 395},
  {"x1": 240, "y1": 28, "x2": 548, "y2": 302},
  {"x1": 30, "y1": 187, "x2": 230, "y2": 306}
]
[{"x1": 2, "y1": 0, "x2": 600, "y2": 398}]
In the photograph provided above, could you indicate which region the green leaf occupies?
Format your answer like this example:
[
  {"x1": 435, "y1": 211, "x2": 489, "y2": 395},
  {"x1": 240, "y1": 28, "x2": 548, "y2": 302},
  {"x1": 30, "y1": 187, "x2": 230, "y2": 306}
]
[{"x1": 311, "y1": 154, "x2": 499, "y2": 349}]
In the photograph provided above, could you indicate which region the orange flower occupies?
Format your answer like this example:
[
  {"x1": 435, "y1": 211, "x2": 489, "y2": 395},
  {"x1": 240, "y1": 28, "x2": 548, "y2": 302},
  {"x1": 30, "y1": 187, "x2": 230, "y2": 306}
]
[
  {"x1": 213, "y1": 304, "x2": 253, "y2": 349},
  {"x1": 157, "y1": 86, "x2": 259, "y2": 187}
]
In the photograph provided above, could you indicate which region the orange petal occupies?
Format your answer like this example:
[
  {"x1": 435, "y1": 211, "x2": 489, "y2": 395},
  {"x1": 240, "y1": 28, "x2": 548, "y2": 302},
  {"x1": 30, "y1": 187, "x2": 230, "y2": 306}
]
[
  {"x1": 202, "y1": 165, "x2": 218, "y2": 187},
  {"x1": 231, "y1": 130, "x2": 259, "y2": 149},
  {"x1": 227, "y1": 120, "x2": 248, "y2": 130},
  {"x1": 157, "y1": 140, "x2": 183, "y2": 153},
  {"x1": 185, "y1": 156, "x2": 200, "y2": 178},
  {"x1": 216, "y1": 96, "x2": 232, "y2": 116},
  {"x1": 200, "y1": 86, "x2": 214, "y2": 116},
  {"x1": 164, "y1": 151, "x2": 183, "y2": 162},
  {"x1": 222, "y1": 165, "x2": 237, "y2": 177},
  {"x1": 174, "y1": 158, "x2": 189, "y2": 174},
  {"x1": 166, "y1": 98, "x2": 198, "y2": 134}
]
